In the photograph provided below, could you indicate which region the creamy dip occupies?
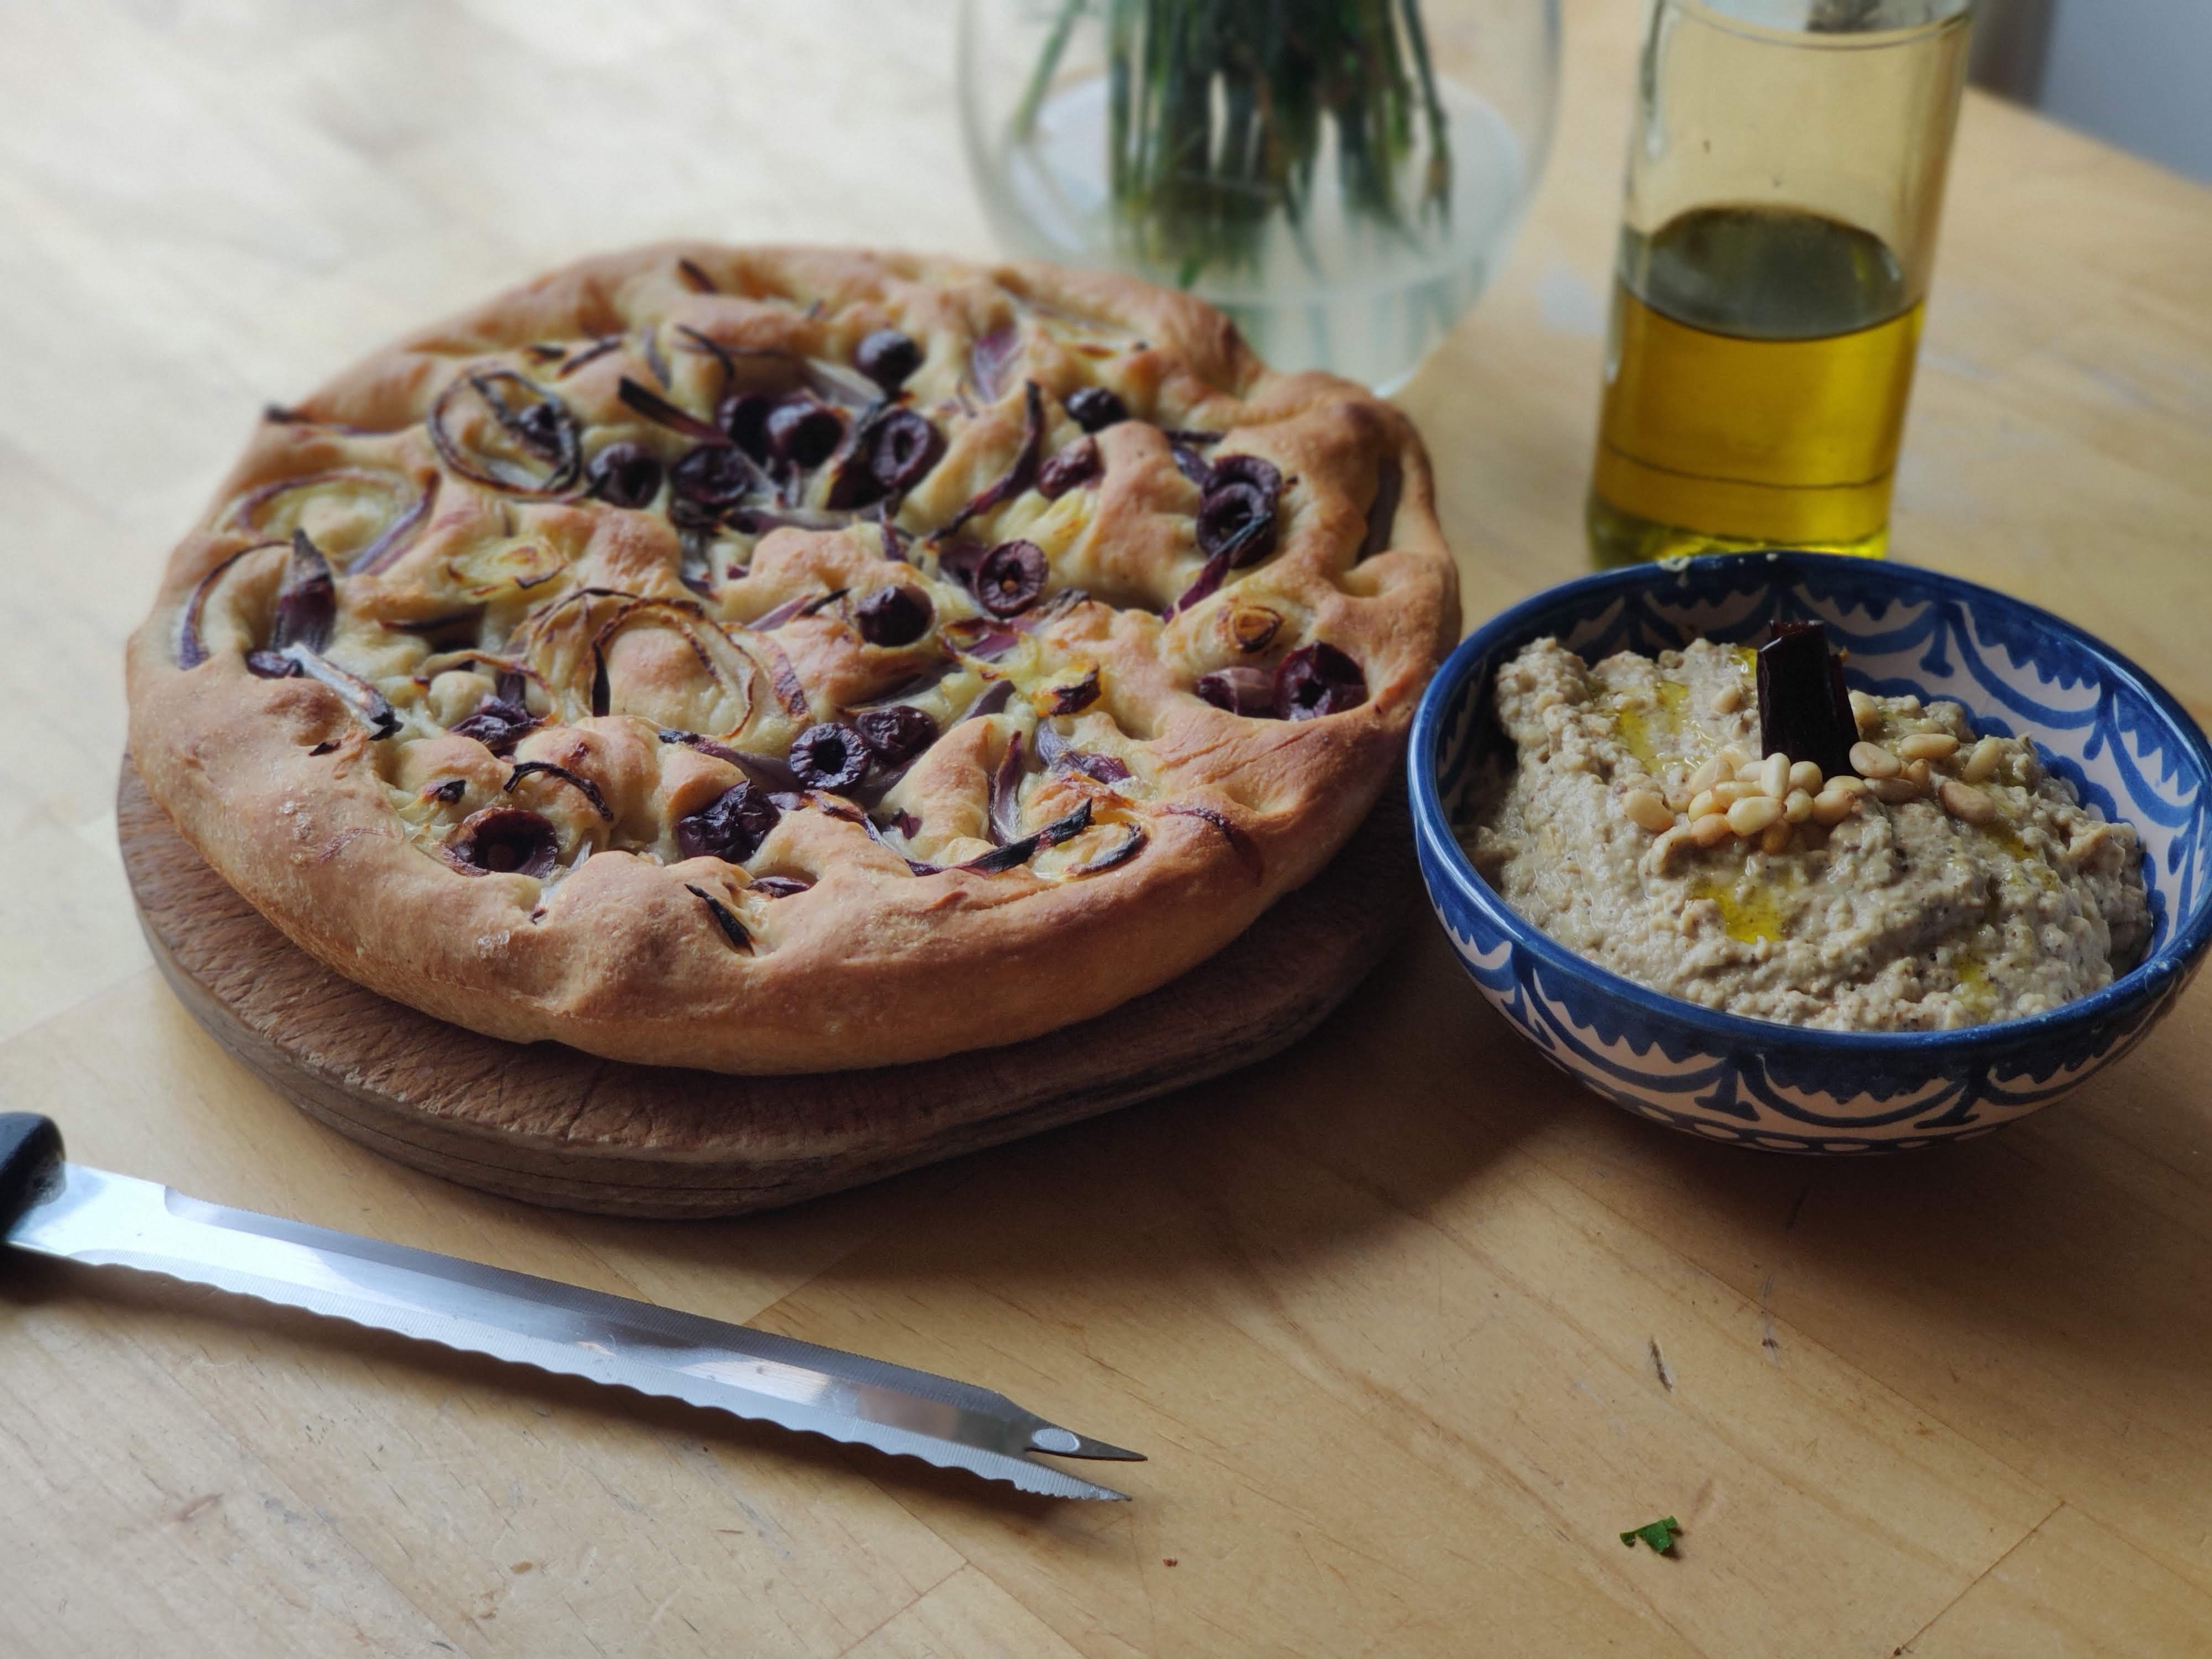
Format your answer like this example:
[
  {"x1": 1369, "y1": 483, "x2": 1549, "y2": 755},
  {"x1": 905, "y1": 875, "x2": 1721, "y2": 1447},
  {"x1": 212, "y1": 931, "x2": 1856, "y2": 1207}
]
[{"x1": 1462, "y1": 637, "x2": 2150, "y2": 1031}]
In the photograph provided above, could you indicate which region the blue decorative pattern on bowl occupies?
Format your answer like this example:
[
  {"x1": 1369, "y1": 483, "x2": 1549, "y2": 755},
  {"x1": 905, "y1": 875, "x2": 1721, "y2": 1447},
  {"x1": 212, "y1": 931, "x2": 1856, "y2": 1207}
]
[{"x1": 1407, "y1": 553, "x2": 2212, "y2": 1153}]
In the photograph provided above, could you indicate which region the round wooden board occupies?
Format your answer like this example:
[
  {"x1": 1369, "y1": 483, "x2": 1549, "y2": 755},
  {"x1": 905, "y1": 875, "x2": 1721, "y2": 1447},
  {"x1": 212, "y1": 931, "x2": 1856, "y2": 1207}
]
[{"x1": 118, "y1": 761, "x2": 1418, "y2": 1217}]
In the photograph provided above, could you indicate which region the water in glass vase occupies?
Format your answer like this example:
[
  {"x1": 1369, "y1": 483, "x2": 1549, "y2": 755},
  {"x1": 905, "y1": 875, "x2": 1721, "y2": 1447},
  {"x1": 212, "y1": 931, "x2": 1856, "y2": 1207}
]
[
  {"x1": 994, "y1": 76, "x2": 1531, "y2": 392},
  {"x1": 1588, "y1": 205, "x2": 1923, "y2": 567}
]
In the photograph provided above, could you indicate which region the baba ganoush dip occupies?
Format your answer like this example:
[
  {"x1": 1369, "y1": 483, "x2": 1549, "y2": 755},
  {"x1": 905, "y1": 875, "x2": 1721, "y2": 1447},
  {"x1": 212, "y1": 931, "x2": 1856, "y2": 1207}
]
[{"x1": 1462, "y1": 636, "x2": 2151, "y2": 1031}]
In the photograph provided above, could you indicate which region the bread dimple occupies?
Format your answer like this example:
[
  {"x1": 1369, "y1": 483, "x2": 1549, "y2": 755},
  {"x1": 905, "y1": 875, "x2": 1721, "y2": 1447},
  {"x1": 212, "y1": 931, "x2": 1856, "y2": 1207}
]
[{"x1": 127, "y1": 242, "x2": 1457, "y2": 1072}]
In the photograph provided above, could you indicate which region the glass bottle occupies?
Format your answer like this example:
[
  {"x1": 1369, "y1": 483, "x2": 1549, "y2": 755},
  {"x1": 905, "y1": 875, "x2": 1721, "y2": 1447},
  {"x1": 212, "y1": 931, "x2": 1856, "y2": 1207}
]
[{"x1": 1587, "y1": 0, "x2": 1974, "y2": 567}]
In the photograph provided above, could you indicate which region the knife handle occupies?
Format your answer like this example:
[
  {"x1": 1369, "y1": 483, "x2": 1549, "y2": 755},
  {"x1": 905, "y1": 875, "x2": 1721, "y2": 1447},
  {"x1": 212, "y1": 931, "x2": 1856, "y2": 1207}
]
[{"x1": 0, "y1": 1114, "x2": 63, "y2": 1233}]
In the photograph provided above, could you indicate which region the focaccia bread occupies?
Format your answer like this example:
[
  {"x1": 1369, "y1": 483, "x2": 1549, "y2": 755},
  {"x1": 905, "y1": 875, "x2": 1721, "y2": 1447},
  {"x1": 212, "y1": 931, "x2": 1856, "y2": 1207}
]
[{"x1": 126, "y1": 244, "x2": 1457, "y2": 1072}]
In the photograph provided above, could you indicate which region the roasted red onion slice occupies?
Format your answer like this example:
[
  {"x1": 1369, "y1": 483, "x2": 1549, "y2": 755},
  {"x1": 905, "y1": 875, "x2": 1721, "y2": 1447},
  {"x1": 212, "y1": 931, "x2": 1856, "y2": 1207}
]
[
  {"x1": 618, "y1": 376, "x2": 729, "y2": 446},
  {"x1": 944, "y1": 617, "x2": 1021, "y2": 661},
  {"x1": 1171, "y1": 446, "x2": 1213, "y2": 487},
  {"x1": 267, "y1": 530, "x2": 336, "y2": 654},
  {"x1": 226, "y1": 469, "x2": 436, "y2": 578},
  {"x1": 176, "y1": 542, "x2": 276, "y2": 669},
  {"x1": 506, "y1": 759, "x2": 613, "y2": 821},
  {"x1": 677, "y1": 257, "x2": 718, "y2": 292},
  {"x1": 942, "y1": 381, "x2": 1044, "y2": 534},
  {"x1": 1163, "y1": 546, "x2": 1232, "y2": 619},
  {"x1": 685, "y1": 883, "x2": 752, "y2": 950},
  {"x1": 1065, "y1": 387, "x2": 1128, "y2": 432},
  {"x1": 1274, "y1": 642, "x2": 1367, "y2": 721},
  {"x1": 676, "y1": 781, "x2": 780, "y2": 863},
  {"x1": 988, "y1": 731, "x2": 1026, "y2": 844},
  {"x1": 1070, "y1": 823, "x2": 1146, "y2": 874},
  {"x1": 961, "y1": 799, "x2": 1092, "y2": 874},
  {"x1": 854, "y1": 583, "x2": 933, "y2": 646},
  {"x1": 878, "y1": 507, "x2": 910, "y2": 563},
  {"x1": 555, "y1": 336, "x2": 622, "y2": 378},
  {"x1": 1037, "y1": 436, "x2": 1100, "y2": 500},
  {"x1": 656, "y1": 728, "x2": 805, "y2": 792},
  {"x1": 973, "y1": 539, "x2": 1047, "y2": 618},
  {"x1": 1035, "y1": 722, "x2": 1132, "y2": 784},
  {"x1": 448, "y1": 684, "x2": 539, "y2": 755},
  {"x1": 967, "y1": 325, "x2": 1020, "y2": 403},
  {"x1": 749, "y1": 875, "x2": 812, "y2": 898},
  {"x1": 277, "y1": 643, "x2": 399, "y2": 739},
  {"x1": 1045, "y1": 668, "x2": 1100, "y2": 714},
  {"x1": 429, "y1": 371, "x2": 582, "y2": 496},
  {"x1": 958, "y1": 679, "x2": 1015, "y2": 723},
  {"x1": 1160, "y1": 801, "x2": 1261, "y2": 878},
  {"x1": 1195, "y1": 664, "x2": 1275, "y2": 716},
  {"x1": 787, "y1": 722, "x2": 870, "y2": 792},
  {"x1": 448, "y1": 807, "x2": 559, "y2": 878},
  {"x1": 855, "y1": 327, "x2": 922, "y2": 392}
]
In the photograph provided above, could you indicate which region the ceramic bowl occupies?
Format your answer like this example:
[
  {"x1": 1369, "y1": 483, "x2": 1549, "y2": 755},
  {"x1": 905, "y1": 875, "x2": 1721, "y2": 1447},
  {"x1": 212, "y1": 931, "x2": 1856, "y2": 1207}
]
[{"x1": 1407, "y1": 552, "x2": 2212, "y2": 1153}]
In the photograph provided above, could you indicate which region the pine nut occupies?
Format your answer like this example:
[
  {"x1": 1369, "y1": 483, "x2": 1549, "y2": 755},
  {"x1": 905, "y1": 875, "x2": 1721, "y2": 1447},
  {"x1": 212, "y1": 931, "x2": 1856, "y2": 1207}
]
[
  {"x1": 1867, "y1": 776, "x2": 1923, "y2": 803},
  {"x1": 1623, "y1": 789, "x2": 1675, "y2": 833},
  {"x1": 1650, "y1": 825, "x2": 1691, "y2": 873},
  {"x1": 1728, "y1": 795, "x2": 1783, "y2": 836},
  {"x1": 1666, "y1": 789, "x2": 1692, "y2": 815},
  {"x1": 1788, "y1": 760, "x2": 1823, "y2": 795},
  {"x1": 1824, "y1": 774, "x2": 1870, "y2": 796},
  {"x1": 1713, "y1": 780, "x2": 1755, "y2": 808},
  {"x1": 1783, "y1": 787, "x2": 1814, "y2": 823},
  {"x1": 1687, "y1": 757, "x2": 1724, "y2": 795},
  {"x1": 1811, "y1": 789, "x2": 1856, "y2": 826},
  {"x1": 1962, "y1": 735, "x2": 2004, "y2": 784},
  {"x1": 1849, "y1": 691, "x2": 1881, "y2": 732},
  {"x1": 1736, "y1": 760, "x2": 1765, "y2": 784},
  {"x1": 1903, "y1": 758, "x2": 1932, "y2": 790},
  {"x1": 1688, "y1": 790, "x2": 1720, "y2": 820},
  {"x1": 1760, "y1": 753, "x2": 1791, "y2": 799},
  {"x1": 1850, "y1": 741, "x2": 1901, "y2": 779},
  {"x1": 1897, "y1": 732, "x2": 1959, "y2": 762},
  {"x1": 1717, "y1": 745, "x2": 1750, "y2": 777},
  {"x1": 1759, "y1": 821, "x2": 1793, "y2": 855},
  {"x1": 1711, "y1": 682, "x2": 1743, "y2": 714},
  {"x1": 1691, "y1": 811, "x2": 1736, "y2": 847},
  {"x1": 1939, "y1": 779, "x2": 1997, "y2": 824}
]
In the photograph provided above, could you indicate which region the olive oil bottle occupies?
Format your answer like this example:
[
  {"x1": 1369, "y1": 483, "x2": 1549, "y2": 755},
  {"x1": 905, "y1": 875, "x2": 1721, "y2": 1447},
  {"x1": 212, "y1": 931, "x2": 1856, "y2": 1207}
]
[{"x1": 1587, "y1": 0, "x2": 1973, "y2": 568}]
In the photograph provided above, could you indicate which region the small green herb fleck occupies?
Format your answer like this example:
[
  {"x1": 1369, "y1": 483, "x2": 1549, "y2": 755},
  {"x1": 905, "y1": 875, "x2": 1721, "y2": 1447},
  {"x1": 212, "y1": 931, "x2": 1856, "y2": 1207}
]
[{"x1": 1620, "y1": 1516, "x2": 1682, "y2": 1554}]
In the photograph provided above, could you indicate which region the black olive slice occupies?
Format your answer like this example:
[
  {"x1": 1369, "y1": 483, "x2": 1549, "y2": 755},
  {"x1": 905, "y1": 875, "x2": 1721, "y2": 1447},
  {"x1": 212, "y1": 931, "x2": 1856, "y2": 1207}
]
[
  {"x1": 449, "y1": 807, "x2": 559, "y2": 878},
  {"x1": 853, "y1": 704, "x2": 938, "y2": 768},
  {"x1": 853, "y1": 584, "x2": 933, "y2": 647},
  {"x1": 1196, "y1": 664, "x2": 1275, "y2": 716},
  {"x1": 1065, "y1": 387, "x2": 1129, "y2": 432},
  {"x1": 1037, "y1": 436, "x2": 1101, "y2": 499},
  {"x1": 1274, "y1": 643, "x2": 1366, "y2": 721},
  {"x1": 867, "y1": 409, "x2": 946, "y2": 495},
  {"x1": 854, "y1": 327, "x2": 922, "y2": 391},
  {"x1": 675, "y1": 781, "x2": 781, "y2": 863},
  {"x1": 585, "y1": 441, "x2": 664, "y2": 509},
  {"x1": 765, "y1": 396, "x2": 844, "y2": 469},
  {"x1": 973, "y1": 539, "x2": 1047, "y2": 617},
  {"x1": 787, "y1": 722, "x2": 870, "y2": 792}
]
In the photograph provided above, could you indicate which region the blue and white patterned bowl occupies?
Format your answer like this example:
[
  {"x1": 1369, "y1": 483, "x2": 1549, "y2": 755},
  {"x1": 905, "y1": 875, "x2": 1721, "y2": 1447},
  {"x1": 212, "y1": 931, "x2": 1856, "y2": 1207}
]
[{"x1": 1408, "y1": 552, "x2": 2212, "y2": 1153}]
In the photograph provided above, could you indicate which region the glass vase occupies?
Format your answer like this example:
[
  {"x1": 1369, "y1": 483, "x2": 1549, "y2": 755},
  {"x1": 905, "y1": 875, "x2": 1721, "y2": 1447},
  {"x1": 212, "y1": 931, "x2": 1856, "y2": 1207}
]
[{"x1": 959, "y1": 0, "x2": 1561, "y2": 392}]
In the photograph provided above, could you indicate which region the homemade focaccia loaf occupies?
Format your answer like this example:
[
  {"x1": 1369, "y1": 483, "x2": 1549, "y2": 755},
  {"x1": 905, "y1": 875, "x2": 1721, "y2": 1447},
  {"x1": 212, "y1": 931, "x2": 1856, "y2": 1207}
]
[{"x1": 127, "y1": 244, "x2": 1457, "y2": 1072}]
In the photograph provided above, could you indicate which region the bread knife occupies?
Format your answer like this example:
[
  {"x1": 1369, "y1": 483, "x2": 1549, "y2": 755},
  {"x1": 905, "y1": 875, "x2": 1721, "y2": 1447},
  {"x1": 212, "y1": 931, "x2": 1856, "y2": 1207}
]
[{"x1": 0, "y1": 1114, "x2": 1139, "y2": 1500}]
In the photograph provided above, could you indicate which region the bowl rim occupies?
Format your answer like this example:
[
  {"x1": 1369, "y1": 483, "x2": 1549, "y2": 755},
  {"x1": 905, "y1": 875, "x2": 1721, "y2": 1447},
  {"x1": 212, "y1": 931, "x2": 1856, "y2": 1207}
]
[{"x1": 1407, "y1": 551, "x2": 2212, "y2": 1056}]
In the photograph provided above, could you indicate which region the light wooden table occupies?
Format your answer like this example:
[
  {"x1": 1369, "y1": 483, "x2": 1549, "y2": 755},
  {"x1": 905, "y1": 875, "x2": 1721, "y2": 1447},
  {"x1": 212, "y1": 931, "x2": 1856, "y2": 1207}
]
[{"x1": 5, "y1": 3, "x2": 2211, "y2": 1654}]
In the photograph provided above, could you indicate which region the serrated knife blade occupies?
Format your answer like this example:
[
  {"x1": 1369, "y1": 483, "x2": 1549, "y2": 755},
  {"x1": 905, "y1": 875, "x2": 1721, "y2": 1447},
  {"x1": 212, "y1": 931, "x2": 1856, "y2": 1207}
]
[{"x1": 0, "y1": 1114, "x2": 1139, "y2": 1501}]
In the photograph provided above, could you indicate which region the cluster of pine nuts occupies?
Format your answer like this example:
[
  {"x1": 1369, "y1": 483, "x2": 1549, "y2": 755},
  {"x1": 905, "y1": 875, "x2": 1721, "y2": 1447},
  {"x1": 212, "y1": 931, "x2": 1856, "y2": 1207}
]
[{"x1": 1621, "y1": 698, "x2": 2012, "y2": 868}]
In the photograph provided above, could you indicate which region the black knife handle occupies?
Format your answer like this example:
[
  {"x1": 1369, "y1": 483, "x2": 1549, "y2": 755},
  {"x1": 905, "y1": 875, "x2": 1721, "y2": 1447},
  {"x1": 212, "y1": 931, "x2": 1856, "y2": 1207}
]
[{"x1": 0, "y1": 1114, "x2": 63, "y2": 1234}]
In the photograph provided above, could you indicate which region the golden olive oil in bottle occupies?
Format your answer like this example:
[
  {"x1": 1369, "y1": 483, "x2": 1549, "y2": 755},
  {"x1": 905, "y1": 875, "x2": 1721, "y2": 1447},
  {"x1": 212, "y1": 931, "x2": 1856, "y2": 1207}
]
[{"x1": 1586, "y1": 0, "x2": 1973, "y2": 568}]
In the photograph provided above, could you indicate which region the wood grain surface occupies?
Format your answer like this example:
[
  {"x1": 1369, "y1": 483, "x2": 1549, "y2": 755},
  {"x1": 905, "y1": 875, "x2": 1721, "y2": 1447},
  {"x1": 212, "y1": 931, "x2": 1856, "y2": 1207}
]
[
  {"x1": 116, "y1": 760, "x2": 1417, "y2": 1218},
  {"x1": 4, "y1": 1, "x2": 2211, "y2": 1655}
]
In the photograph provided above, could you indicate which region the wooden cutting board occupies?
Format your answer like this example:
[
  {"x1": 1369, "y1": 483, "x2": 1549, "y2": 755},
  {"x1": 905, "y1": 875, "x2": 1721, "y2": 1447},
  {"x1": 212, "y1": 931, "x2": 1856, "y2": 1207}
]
[{"x1": 117, "y1": 761, "x2": 1419, "y2": 1217}]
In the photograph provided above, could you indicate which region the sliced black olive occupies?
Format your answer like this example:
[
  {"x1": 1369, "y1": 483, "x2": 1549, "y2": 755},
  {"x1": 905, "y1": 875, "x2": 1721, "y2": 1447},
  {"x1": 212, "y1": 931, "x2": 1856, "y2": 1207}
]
[
  {"x1": 1196, "y1": 665, "x2": 1275, "y2": 716},
  {"x1": 973, "y1": 539, "x2": 1047, "y2": 618},
  {"x1": 867, "y1": 409, "x2": 946, "y2": 495},
  {"x1": 853, "y1": 584, "x2": 933, "y2": 647},
  {"x1": 1758, "y1": 620, "x2": 1858, "y2": 779},
  {"x1": 1065, "y1": 387, "x2": 1128, "y2": 432},
  {"x1": 718, "y1": 392, "x2": 776, "y2": 461},
  {"x1": 765, "y1": 397, "x2": 844, "y2": 468},
  {"x1": 1275, "y1": 643, "x2": 1366, "y2": 721},
  {"x1": 787, "y1": 722, "x2": 870, "y2": 792},
  {"x1": 671, "y1": 444, "x2": 760, "y2": 510},
  {"x1": 450, "y1": 807, "x2": 559, "y2": 878},
  {"x1": 1197, "y1": 456, "x2": 1282, "y2": 567},
  {"x1": 586, "y1": 441, "x2": 664, "y2": 509},
  {"x1": 1037, "y1": 436, "x2": 1101, "y2": 500},
  {"x1": 675, "y1": 781, "x2": 781, "y2": 863},
  {"x1": 854, "y1": 704, "x2": 938, "y2": 768},
  {"x1": 854, "y1": 327, "x2": 922, "y2": 392}
]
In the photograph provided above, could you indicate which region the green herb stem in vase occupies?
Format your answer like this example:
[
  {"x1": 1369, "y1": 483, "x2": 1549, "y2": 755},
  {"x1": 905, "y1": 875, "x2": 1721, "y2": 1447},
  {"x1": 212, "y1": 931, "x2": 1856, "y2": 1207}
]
[{"x1": 967, "y1": 0, "x2": 1561, "y2": 389}]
